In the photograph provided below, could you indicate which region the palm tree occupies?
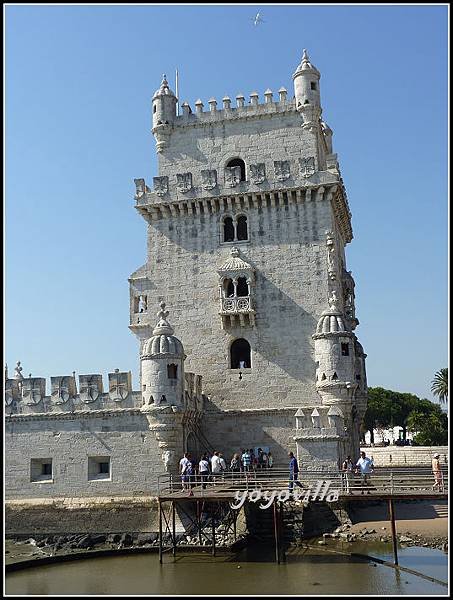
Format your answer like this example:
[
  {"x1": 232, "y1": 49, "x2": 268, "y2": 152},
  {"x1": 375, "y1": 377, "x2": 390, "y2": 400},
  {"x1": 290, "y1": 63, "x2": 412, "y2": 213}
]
[{"x1": 431, "y1": 368, "x2": 448, "y2": 403}]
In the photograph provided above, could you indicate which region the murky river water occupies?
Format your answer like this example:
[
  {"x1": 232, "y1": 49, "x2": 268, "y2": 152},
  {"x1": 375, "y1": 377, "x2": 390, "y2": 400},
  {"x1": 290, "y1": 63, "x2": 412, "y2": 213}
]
[{"x1": 6, "y1": 543, "x2": 448, "y2": 595}]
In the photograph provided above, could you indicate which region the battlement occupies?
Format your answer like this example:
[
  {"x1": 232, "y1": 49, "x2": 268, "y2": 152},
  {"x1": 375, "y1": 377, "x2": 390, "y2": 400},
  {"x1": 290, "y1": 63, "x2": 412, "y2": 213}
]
[
  {"x1": 174, "y1": 88, "x2": 295, "y2": 127},
  {"x1": 5, "y1": 369, "x2": 204, "y2": 417}
]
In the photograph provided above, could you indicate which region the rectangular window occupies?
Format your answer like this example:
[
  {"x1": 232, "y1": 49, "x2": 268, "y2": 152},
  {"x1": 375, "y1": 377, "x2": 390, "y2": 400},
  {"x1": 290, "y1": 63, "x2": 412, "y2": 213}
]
[
  {"x1": 341, "y1": 343, "x2": 350, "y2": 356},
  {"x1": 30, "y1": 458, "x2": 53, "y2": 483},
  {"x1": 88, "y1": 456, "x2": 111, "y2": 481},
  {"x1": 311, "y1": 82, "x2": 317, "y2": 90}
]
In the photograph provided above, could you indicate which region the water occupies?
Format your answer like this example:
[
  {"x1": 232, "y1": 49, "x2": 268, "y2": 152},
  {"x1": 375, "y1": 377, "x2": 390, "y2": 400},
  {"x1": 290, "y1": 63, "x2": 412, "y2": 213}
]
[{"x1": 6, "y1": 544, "x2": 448, "y2": 595}]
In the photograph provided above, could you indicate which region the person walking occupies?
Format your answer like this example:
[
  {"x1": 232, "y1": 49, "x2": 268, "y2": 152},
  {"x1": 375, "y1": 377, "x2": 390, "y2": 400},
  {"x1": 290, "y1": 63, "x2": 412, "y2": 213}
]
[
  {"x1": 179, "y1": 452, "x2": 192, "y2": 491},
  {"x1": 288, "y1": 452, "x2": 303, "y2": 493},
  {"x1": 230, "y1": 453, "x2": 241, "y2": 475},
  {"x1": 179, "y1": 452, "x2": 193, "y2": 495},
  {"x1": 241, "y1": 448, "x2": 251, "y2": 472},
  {"x1": 267, "y1": 451, "x2": 274, "y2": 469},
  {"x1": 341, "y1": 455, "x2": 354, "y2": 494},
  {"x1": 199, "y1": 453, "x2": 210, "y2": 490},
  {"x1": 211, "y1": 451, "x2": 222, "y2": 485},
  {"x1": 355, "y1": 451, "x2": 374, "y2": 494},
  {"x1": 432, "y1": 453, "x2": 444, "y2": 492},
  {"x1": 219, "y1": 452, "x2": 227, "y2": 483}
]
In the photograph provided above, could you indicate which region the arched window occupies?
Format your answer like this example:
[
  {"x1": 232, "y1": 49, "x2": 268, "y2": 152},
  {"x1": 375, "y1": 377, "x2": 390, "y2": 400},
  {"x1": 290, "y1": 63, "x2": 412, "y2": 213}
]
[
  {"x1": 167, "y1": 364, "x2": 178, "y2": 379},
  {"x1": 237, "y1": 277, "x2": 248, "y2": 297},
  {"x1": 236, "y1": 215, "x2": 248, "y2": 241},
  {"x1": 230, "y1": 338, "x2": 251, "y2": 369},
  {"x1": 226, "y1": 158, "x2": 246, "y2": 181},
  {"x1": 223, "y1": 216, "x2": 235, "y2": 242},
  {"x1": 224, "y1": 278, "x2": 235, "y2": 298}
]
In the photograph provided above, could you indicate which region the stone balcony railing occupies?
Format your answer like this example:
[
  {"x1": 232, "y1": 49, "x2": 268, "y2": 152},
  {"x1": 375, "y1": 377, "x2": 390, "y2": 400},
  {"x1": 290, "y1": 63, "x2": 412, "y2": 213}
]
[{"x1": 219, "y1": 296, "x2": 253, "y2": 314}]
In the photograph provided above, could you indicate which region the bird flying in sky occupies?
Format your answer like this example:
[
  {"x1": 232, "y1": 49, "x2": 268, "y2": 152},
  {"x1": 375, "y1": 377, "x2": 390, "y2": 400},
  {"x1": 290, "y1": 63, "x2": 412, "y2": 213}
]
[{"x1": 252, "y1": 12, "x2": 264, "y2": 26}]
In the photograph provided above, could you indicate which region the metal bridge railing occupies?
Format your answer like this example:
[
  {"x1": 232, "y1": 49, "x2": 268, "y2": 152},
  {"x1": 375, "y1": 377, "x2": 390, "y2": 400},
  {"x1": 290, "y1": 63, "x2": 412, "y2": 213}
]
[{"x1": 157, "y1": 467, "x2": 448, "y2": 497}]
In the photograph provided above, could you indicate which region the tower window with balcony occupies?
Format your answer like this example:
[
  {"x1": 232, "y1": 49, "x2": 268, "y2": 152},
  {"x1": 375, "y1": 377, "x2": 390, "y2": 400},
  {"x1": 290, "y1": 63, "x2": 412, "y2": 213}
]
[
  {"x1": 218, "y1": 248, "x2": 255, "y2": 328},
  {"x1": 230, "y1": 338, "x2": 251, "y2": 369}
]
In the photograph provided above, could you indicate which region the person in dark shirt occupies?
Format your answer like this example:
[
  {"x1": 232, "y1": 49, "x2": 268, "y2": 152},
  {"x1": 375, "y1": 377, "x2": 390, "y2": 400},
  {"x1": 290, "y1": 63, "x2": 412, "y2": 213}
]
[{"x1": 288, "y1": 451, "x2": 303, "y2": 492}]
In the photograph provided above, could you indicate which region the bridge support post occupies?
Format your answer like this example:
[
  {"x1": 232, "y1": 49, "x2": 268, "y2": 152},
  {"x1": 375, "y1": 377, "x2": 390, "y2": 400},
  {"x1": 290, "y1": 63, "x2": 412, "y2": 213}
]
[
  {"x1": 273, "y1": 499, "x2": 280, "y2": 564},
  {"x1": 158, "y1": 499, "x2": 163, "y2": 564},
  {"x1": 212, "y1": 506, "x2": 216, "y2": 556},
  {"x1": 172, "y1": 501, "x2": 176, "y2": 558},
  {"x1": 388, "y1": 498, "x2": 398, "y2": 566}
]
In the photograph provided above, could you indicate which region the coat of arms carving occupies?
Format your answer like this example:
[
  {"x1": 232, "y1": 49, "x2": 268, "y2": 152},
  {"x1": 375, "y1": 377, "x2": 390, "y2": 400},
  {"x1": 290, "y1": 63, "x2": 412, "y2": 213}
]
[
  {"x1": 22, "y1": 378, "x2": 46, "y2": 406},
  {"x1": 274, "y1": 160, "x2": 290, "y2": 182},
  {"x1": 299, "y1": 157, "x2": 316, "y2": 178},
  {"x1": 225, "y1": 166, "x2": 241, "y2": 187},
  {"x1": 201, "y1": 169, "x2": 217, "y2": 190},
  {"x1": 176, "y1": 172, "x2": 193, "y2": 193},
  {"x1": 79, "y1": 374, "x2": 103, "y2": 404},
  {"x1": 108, "y1": 371, "x2": 131, "y2": 402},
  {"x1": 250, "y1": 163, "x2": 266, "y2": 184},
  {"x1": 51, "y1": 376, "x2": 76, "y2": 405},
  {"x1": 5, "y1": 379, "x2": 19, "y2": 406},
  {"x1": 153, "y1": 176, "x2": 169, "y2": 196},
  {"x1": 133, "y1": 178, "x2": 150, "y2": 198}
]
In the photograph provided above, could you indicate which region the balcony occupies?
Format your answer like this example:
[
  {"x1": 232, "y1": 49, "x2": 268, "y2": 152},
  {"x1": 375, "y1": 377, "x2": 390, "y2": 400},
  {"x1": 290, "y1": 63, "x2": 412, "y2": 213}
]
[{"x1": 219, "y1": 296, "x2": 255, "y2": 328}]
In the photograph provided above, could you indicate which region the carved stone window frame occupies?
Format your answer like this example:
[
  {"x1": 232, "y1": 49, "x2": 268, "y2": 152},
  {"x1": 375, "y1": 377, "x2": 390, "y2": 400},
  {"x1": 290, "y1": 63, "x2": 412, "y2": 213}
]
[{"x1": 219, "y1": 212, "x2": 250, "y2": 245}]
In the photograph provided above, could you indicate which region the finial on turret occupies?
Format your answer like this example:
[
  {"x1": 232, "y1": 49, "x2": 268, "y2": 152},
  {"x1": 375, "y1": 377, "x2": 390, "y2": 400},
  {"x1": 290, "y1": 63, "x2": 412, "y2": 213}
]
[
  {"x1": 14, "y1": 361, "x2": 24, "y2": 380},
  {"x1": 328, "y1": 290, "x2": 339, "y2": 311},
  {"x1": 153, "y1": 301, "x2": 174, "y2": 336}
]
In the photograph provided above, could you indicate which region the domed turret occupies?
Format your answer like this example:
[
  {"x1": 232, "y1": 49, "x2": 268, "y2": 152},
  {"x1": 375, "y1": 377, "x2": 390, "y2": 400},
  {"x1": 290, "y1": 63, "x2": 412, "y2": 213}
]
[
  {"x1": 293, "y1": 49, "x2": 321, "y2": 110},
  {"x1": 140, "y1": 302, "x2": 185, "y2": 406},
  {"x1": 312, "y1": 292, "x2": 356, "y2": 395},
  {"x1": 152, "y1": 74, "x2": 177, "y2": 131}
]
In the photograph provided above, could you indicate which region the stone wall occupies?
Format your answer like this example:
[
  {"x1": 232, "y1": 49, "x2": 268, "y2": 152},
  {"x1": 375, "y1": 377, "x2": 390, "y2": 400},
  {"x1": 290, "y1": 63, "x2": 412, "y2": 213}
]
[
  {"x1": 360, "y1": 446, "x2": 448, "y2": 468},
  {"x1": 5, "y1": 410, "x2": 168, "y2": 500},
  {"x1": 131, "y1": 195, "x2": 335, "y2": 412}
]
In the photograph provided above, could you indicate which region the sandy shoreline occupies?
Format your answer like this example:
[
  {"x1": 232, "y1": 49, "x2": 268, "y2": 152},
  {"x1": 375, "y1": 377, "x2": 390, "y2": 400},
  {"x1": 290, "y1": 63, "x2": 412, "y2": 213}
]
[{"x1": 348, "y1": 499, "x2": 448, "y2": 539}]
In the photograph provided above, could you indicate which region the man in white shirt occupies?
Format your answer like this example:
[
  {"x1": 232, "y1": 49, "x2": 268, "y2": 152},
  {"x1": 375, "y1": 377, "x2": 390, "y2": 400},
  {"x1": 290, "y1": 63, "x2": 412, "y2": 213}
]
[
  {"x1": 355, "y1": 451, "x2": 374, "y2": 494},
  {"x1": 179, "y1": 452, "x2": 192, "y2": 492},
  {"x1": 211, "y1": 451, "x2": 222, "y2": 485},
  {"x1": 199, "y1": 453, "x2": 210, "y2": 489}
]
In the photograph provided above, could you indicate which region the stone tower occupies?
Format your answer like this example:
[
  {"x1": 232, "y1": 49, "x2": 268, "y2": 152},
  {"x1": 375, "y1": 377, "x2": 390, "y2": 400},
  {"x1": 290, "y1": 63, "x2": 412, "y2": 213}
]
[{"x1": 130, "y1": 50, "x2": 368, "y2": 469}]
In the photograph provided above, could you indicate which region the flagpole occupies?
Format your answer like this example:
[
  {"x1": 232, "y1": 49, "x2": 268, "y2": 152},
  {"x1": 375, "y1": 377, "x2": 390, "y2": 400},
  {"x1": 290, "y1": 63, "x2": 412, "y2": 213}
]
[{"x1": 175, "y1": 68, "x2": 179, "y2": 116}]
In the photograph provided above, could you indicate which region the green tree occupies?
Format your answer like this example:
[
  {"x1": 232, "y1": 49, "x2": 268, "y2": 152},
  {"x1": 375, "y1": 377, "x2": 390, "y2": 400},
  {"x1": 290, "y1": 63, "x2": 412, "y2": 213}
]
[
  {"x1": 408, "y1": 406, "x2": 448, "y2": 446},
  {"x1": 431, "y1": 368, "x2": 448, "y2": 403}
]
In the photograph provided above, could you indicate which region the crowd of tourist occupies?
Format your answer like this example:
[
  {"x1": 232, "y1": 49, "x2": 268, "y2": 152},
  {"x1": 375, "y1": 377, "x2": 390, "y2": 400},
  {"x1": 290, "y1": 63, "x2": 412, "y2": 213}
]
[
  {"x1": 179, "y1": 448, "x2": 274, "y2": 493},
  {"x1": 179, "y1": 449, "x2": 445, "y2": 496}
]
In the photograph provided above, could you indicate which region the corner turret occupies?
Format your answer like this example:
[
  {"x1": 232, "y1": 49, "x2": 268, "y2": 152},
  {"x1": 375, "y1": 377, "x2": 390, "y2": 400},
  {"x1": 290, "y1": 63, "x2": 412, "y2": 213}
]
[
  {"x1": 292, "y1": 49, "x2": 321, "y2": 110},
  {"x1": 140, "y1": 302, "x2": 186, "y2": 406},
  {"x1": 152, "y1": 75, "x2": 177, "y2": 152}
]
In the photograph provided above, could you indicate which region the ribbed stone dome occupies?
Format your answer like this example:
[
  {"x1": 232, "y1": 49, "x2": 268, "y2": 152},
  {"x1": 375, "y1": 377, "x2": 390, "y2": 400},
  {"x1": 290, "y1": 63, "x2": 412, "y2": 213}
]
[
  {"x1": 141, "y1": 302, "x2": 184, "y2": 358},
  {"x1": 316, "y1": 309, "x2": 346, "y2": 334},
  {"x1": 153, "y1": 75, "x2": 176, "y2": 100}
]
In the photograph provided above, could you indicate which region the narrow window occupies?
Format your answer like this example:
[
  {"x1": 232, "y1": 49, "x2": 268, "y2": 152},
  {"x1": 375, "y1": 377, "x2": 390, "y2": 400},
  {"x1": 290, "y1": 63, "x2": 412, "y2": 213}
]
[
  {"x1": 226, "y1": 158, "x2": 246, "y2": 181},
  {"x1": 237, "y1": 277, "x2": 248, "y2": 297},
  {"x1": 88, "y1": 456, "x2": 111, "y2": 481},
  {"x1": 223, "y1": 216, "x2": 235, "y2": 242},
  {"x1": 224, "y1": 278, "x2": 235, "y2": 298},
  {"x1": 230, "y1": 338, "x2": 251, "y2": 369},
  {"x1": 167, "y1": 364, "x2": 178, "y2": 379},
  {"x1": 332, "y1": 372, "x2": 338, "y2": 381},
  {"x1": 236, "y1": 215, "x2": 248, "y2": 241},
  {"x1": 310, "y1": 82, "x2": 317, "y2": 91},
  {"x1": 31, "y1": 458, "x2": 53, "y2": 482},
  {"x1": 153, "y1": 105, "x2": 157, "y2": 113},
  {"x1": 321, "y1": 373, "x2": 327, "y2": 381},
  {"x1": 341, "y1": 343, "x2": 349, "y2": 356}
]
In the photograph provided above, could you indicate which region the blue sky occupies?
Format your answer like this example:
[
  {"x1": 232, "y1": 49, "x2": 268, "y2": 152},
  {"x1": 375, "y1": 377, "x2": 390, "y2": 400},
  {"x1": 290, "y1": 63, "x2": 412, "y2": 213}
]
[{"x1": 5, "y1": 4, "x2": 448, "y2": 404}]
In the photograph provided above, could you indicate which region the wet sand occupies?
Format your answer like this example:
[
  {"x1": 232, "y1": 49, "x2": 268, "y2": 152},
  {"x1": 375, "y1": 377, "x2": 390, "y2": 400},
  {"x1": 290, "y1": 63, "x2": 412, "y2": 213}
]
[{"x1": 348, "y1": 499, "x2": 448, "y2": 539}]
